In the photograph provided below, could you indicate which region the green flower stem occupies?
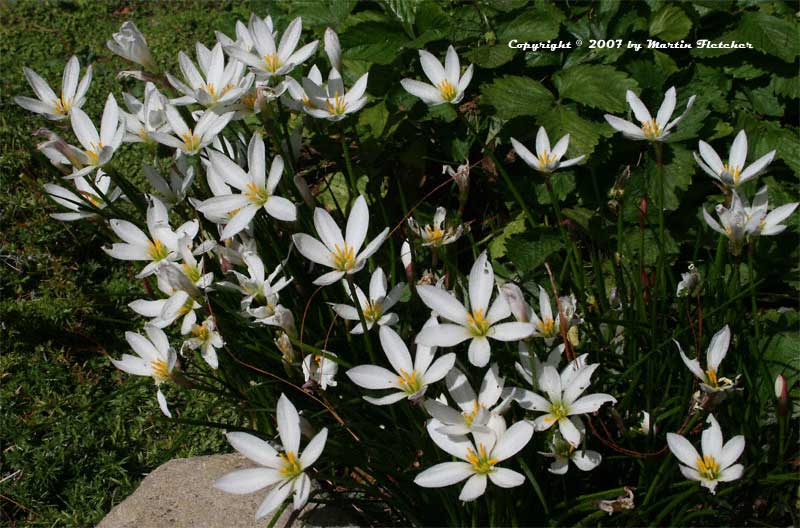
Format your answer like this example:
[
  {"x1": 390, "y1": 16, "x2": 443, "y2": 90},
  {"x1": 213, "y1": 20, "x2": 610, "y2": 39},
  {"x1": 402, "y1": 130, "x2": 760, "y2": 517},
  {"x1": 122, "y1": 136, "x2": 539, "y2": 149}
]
[
  {"x1": 543, "y1": 173, "x2": 584, "y2": 292},
  {"x1": 340, "y1": 128, "x2": 358, "y2": 208},
  {"x1": 654, "y1": 142, "x2": 666, "y2": 297},
  {"x1": 346, "y1": 275, "x2": 376, "y2": 364},
  {"x1": 747, "y1": 243, "x2": 760, "y2": 343},
  {"x1": 275, "y1": 99, "x2": 296, "y2": 173}
]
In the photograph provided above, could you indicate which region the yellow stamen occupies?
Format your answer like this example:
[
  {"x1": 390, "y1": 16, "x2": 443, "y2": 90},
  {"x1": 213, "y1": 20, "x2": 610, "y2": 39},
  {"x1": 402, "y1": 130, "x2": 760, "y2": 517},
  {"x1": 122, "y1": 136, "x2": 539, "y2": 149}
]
[
  {"x1": 149, "y1": 358, "x2": 170, "y2": 382},
  {"x1": 278, "y1": 451, "x2": 303, "y2": 477},
  {"x1": 178, "y1": 297, "x2": 196, "y2": 316},
  {"x1": 696, "y1": 454, "x2": 719, "y2": 480},
  {"x1": 706, "y1": 368, "x2": 718, "y2": 387},
  {"x1": 396, "y1": 368, "x2": 422, "y2": 394},
  {"x1": 722, "y1": 163, "x2": 742, "y2": 185},
  {"x1": 466, "y1": 309, "x2": 489, "y2": 337},
  {"x1": 182, "y1": 263, "x2": 201, "y2": 284},
  {"x1": 465, "y1": 444, "x2": 498, "y2": 474},
  {"x1": 84, "y1": 141, "x2": 103, "y2": 164},
  {"x1": 324, "y1": 91, "x2": 347, "y2": 115},
  {"x1": 462, "y1": 400, "x2": 483, "y2": 426},
  {"x1": 264, "y1": 53, "x2": 281, "y2": 73},
  {"x1": 191, "y1": 323, "x2": 210, "y2": 341},
  {"x1": 537, "y1": 150, "x2": 558, "y2": 168},
  {"x1": 302, "y1": 95, "x2": 316, "y2": 109},
  {"x1": 182, "y1": 131, "x2": 200, "y2": 152},
  {"x1": 243, "y1": 181, "x2": 270, "y2": 206},
  {"x1": 78, "y1": 190, "x2": 102, "y2": 207},
  {"x1": 547, "y1": 400, "x2": 569, "y2": 422},
  {"x1": 362, "y1": 300, "x2": 382, "y2": 322},
  {"x1": 436, "y1": 79, "x2": 457, "y2": 101},
  {"x1": 537, "y1": 318, "x2": 556, "y2": 337},
  {"x1": 331, "y1": 243, "x2": 356, "y2": 271},
  {"x1": 641, "y1": 119, "x2": 661, "y2": 139},
  {"x1": 55, "y1": 93, "x2": 72, "y2": 114},
  {"x1": 424, "y1": 225, "x2": 445, "y2": 244},
  {"x1": 207, "y1": 83, "x2": 234, "y2": 101},
  {"x1": 147, "y1": 239, "x2": 169, "y2": 261}
]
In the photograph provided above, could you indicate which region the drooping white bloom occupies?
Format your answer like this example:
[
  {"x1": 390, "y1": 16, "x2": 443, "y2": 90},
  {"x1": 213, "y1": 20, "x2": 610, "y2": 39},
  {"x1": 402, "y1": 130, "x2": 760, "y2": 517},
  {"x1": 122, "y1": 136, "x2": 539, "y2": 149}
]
[
  {"x1": 329, "y1": 267, "x2": 404, "y2": 334},
  {"x1": 196, "y1": 134, "x2": 296, "y2": 239},
  {"x1": 423, "y1": 365, "x2": 513, "y2": 435},
  {"x1": 69, "y1": 93, "x2": 124, "y2": 178},
  {"x1": 224, "y1": 16, "x2": 318, "y2": 80},
  {"x1": 302, "y1": 351, "x2": 339, "y2": 390},
  {"x1": 414, "y1": 418, "x2": 533, "y2": 501},
  {"x1": 407, "y1": 207, "x2": 464, "y2": 247},
  {"x1": 107, "y1": 21, "x2": 157, "y2": 71},
  {"x1": 510, "y1": 127, "x2": 585, "y2": 173},
  {"x1": 144, "y1": 158, "x2": 194, "y2": 206},
  {"x1": 604, "y1": 87, "x2": 695, "y2": 142},
  {"x1": 151, "y1": 105, "x2": 233, "y2": 155},
  {"x1": 111, "y1": 326, "x2": 177, "y2": 417},
  {"x1": 292, "y1": 196, "x2": 389, "y2": 286},
  {"x1": 401, "y1": 45, "x2": 474, "y2": 106},
  {"x1": 415, "y1": 252, "x2": 532, "y2": 367},
  {"x1": 103, "y1": 196, "x2": 199, "y2": 277},
  {"x1": 44, "y1": 170, "x2": 122, "y2": 221},
  {"x1": 695, "y1": 130, "x2": 776, "y2": 188},
  {"x1": 742, "y1": 186, "x2": 798, "y2": 237},
  {"x1": 667, "y1": 414, "x2": 745, "y2": 494},
  {"x1": 514, "y1": 359, "x2": 616, "y2": 447},
  {"x1": 347, "y1": 323, "x2": 455, "y2": 405},
  {"x1": 703, "y1": 192, "x2": 748, "y2": 255},
  {"x1": 541, "y1": 426, "x2": 602, "y2": 475},
  {"x1": 120, "y1": 82, "x2": 170, "y2": 144},
  {"x1": 14, "y1": 56, "x2": 92, "y2": 120},
  {"x1": 676, "y1": 325, "x2": 737, "y2": 393},
  {"x1": 215, "y1": 394, "x2": 328, "y2": 519},
  {"x1": 168, "y1": 43, "x2": 254, "y2": 109},
  {"x1": 219, "y1": 252, "x2": 293, "y2": 322},
  {"x1": 502, "y1": 284, "x2": 581, "y2": 344},
  {"x1": 676, "y1": 263, "x2": 702, "y2": 298},
  {"x1": 300, "y1": 68, "x2": 369, "y2": 121},
  {"x1": 182, "y1": 317, "x2": 224, "y2": 369}
]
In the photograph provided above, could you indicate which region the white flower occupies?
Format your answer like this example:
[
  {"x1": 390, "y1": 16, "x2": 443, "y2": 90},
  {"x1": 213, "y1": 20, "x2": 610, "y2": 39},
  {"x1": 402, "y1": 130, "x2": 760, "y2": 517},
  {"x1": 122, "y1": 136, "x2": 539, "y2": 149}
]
[
  {"x1": 144, "y1": 157, "x2": 194, "y2": 205},
  {"x1": 347, "y1": 323, "x2": 455, "y2": 405},
  {"x1": 103, "y1": 196, "x2": 199, "y2": 277},
  {"x1": 120, "y1": 82, "x2": 170, "y2": 144},
  {"x1": 282, "y1": 65, "x2": 324, "y2": 112},
  {"x1": 130, "y1": 262, "x2": 203, "y2": 334},
  {"x1": 423, "y1": 364, "x2": 513, "y2": 435},
  {"x1": 510, "y1": 127, "x2": 585, "y2": 173},
  {"x1": 69, "y1": 93, "x2": 124, "y2": 178},
  {"x1": 107, "y1": 21, "x2": 157, "y2": 71},
  {"x1": 219, "y1": 251, "x2": 293, "y2": 322},
  {"x1": 300, "y1": 68, "x2": 369, "y2": 121},
  {"x1": 742, "y1": 186, "x2": 798, "y2": 237},
  {"x1": 323, "y1": 28, "x2": 341, "y2": 71},
  {"x1": 111, "y1": 326, "x2": 177, "y2": 417},
  {"x1": 168, "y1": 43, "x2": 254, "y2": 109},
  {"x1": 329, "y1": 267, "x2": 404, "y2": 334},
  {"x1": 414, "y1": 418, "x2": 533, "y2": 501},
  {"x1": 196, "y1": 134, "x2": 296, "y2": 239},
  {"x1": 676, "y1": 325, "x2": 737, "y2": 393},
  {"x1": 183, "y1": 317, "x2": 224, "y2": 369},
  {"x1": 401, "y1": 45, "x2": 473, "y2": 106},
  {"x1": 215, "y1": 394, "x2": 328, "y2": 519},
  {"x1": 414, "y1": 252, "x2": 533, "y2": 367},
  {"x1": 302, "y1": 352, "x2": 339, "y2": 390},
  {"x1": 513, "y1": 359, "x2": 616, "y2": 447},
  {"x1": 224, "y1": 16, "x2": 318, "y2": 80},
  {"x1": 703, "y1": 192, "x2": 748, "y2": 255},
  {"x1": 676, "y1": 263, "x2": 701, "y2": 298},
  {"x1": 407, "y1": 207, "x2": 464, "y2": 247},
  {"x1": 215, "y1": 17, "x2": 260, "y2": 53},
  {"x1": 14, "y1": 56, "x2": 92, "y2": 120},
  {"x1": 292, "y1": 195, "x2": 389, "y2": 286},
  {"x1": 542, "y1": 428, "x2": 601, "y2": 475},
  {"x1": 666, "y1": 414, "x2": 744, "y2": 494},
  {"x1": 695, "y1": 130, "x2": 776, "y2": 188},
  {"x1": 44, "y1": 170, "x2": 121, "y2": 221},
  {"x1": 604, "y1": 86, "x2": 695, "y2": 142},
  {"x1": 151, "y1": 105, "x2": 233, "y2": 155}
]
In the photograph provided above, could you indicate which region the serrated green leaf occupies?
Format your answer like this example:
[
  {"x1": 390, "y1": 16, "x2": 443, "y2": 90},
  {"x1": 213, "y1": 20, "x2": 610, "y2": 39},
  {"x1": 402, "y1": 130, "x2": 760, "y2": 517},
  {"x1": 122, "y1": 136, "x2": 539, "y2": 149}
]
[
  {"x1": 358, "y1": 101, "x2": 389, "y2": 137},
  {"x1": 506, "y1": 234, "x2": 563, "y2": 273},
  {"x1": 747, "y1": 120, "x2": 800, "y2": 175},
  {"x1": 496, "y1": 4, "x2": 564, "y2": 43},
  {"x1": 489, "y1": 212, "x2": 527, "y2": 259},
  {"x1": 537, "y1": 104, "x2": 603, "y2": 157},
  {"x1": 770, "y1": 76, "x2": 800, "y2": 99},
  {"x1": 535, "y1": 171, "x2": 576, "y2": 204},
  {"x1": 553, "y1": 65, "x2": 638, "y2": 113},
  {"x1": 480, "y1": 76, "x2": 554, "y2": 119},
  {"x1": 340, "y1": 22, "x2": 409, "y2": 64},
  {"x1": 712, "y1": 12, "x2": 800, "y2": 63},
  {"x1": 463, "y1": 45, "x2": 516, "y2": 69},
  {"x1": 649, "y1": 5, "x2": 692, "y2": 42},
  {"x1": 744, "y1": 86, "x2": 784, "y2": 117}
]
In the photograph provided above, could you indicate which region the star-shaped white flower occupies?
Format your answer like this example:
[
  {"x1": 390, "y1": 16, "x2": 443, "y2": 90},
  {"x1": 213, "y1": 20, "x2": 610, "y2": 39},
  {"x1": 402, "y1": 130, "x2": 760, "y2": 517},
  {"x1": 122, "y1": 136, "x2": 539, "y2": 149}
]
[
  {"x1": 182, "y1": 316, "x2": 224, "y2": 369},
  {"x1": 151, "y1": 105, "x2": 233, "y2": 155},
  {"x1": 541, "y1": 427, "x2": 602, "y2": 475},
  {"x1": 15, "y1": 56, "x2": 92, "y2": 120},
  {"x1": 407, "y1": 207, "x2": 464, "y2": 247},
  {"x1": 695, "y1": 130, "x2": 776, "y2": 188},
  {"x1": 302, "y1": 351, "x2": 339, "y2": 390},
  {"x1": 604, "y1": 86, "x2": 695, "y2": 142},
  {"x1": 511, "y1": 127, "x2": 585, "y2": 173},
  {"x1": 329, "y1": 267, "x2": 404, "y2": 334},
  {"x1": 44, "y1": 170, "x2": 122, "y2": 221},
  {"x1": 120, "y1": 82, "x2": 170, "y2": 145},
  {"x1": 703, "y1": 191, "x2": 749, "y2": 255},
  {"x1": 300, "y1": 68, "x2": 369, "y2": 121},
  {"x1": 69, "y1": 93, "x2": 124, "y2": 178},
  {"x1": 741, "y1": 186, "x2": 798, "y2": 238},
  {"x1": 675, "y1": 325, "x2": 738, "y2": 393},
  {"x1": 401, "y1": 45, "x2": 474, "y2": 106},
  {"x1": 218, "y1": 251, "x2": 293, "y2": 322},
  {"x1": 167, "y1": 42, "x2": 254, "y2": 109}
]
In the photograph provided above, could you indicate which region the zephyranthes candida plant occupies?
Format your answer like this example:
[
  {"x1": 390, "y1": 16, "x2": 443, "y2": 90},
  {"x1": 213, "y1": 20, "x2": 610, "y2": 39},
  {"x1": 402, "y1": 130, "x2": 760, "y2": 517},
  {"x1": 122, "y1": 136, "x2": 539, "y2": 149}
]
[{"x1": 16, "y1": 6, "x2": 798, "y2": 526}]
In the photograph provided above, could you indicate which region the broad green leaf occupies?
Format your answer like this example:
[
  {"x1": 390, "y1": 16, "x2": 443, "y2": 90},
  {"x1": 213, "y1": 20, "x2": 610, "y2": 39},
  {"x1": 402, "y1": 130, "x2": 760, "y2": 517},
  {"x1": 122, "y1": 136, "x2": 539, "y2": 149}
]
[
  {"x1": 317, "y1": 172, "x2": 367, "y2": 210},
  {"x1": 744, "y1": 86, "x2": 784, "y2": 117},
  {"x1": 537, "y1": 104, "x2": 604, "y2": 157},
  {"x1": 697, "y1": 12, "x2": 800, "y2": 63},
  {"x1": 770, "y1": 76, "x2": 800, "y2": 99},
  {"x1": 505, "y1": 234, "x2": 563, "y2": 274},
  {"x1": 489, "y1": 212, "x2": 526, "y2": 259},
  {"x1": 480, "y1": 76, "x2": 554, "y2": 119},
  {"x1": 285, "y1": 0, "x2": 357, "y2": 28},
  {"x1": 649, "y1": 5, "x2": 692, "y2": 42},
  {"x1": 340, "y1": 22, "x2": 409, "y2": 64},
  {"x1": 358, "y1": 101, "x2": 389, "y2": 137},
  {"x1": 496, "y1": 4, "x2": 564, "y2": 43},
  {"x1": 463, "y1": 45, "x2": 516, "y2": 69},
  {"x1": 747, "y1": 120, "x2": 800, "y2": 175},
  {"x1": 382, "y1": 0, "x2": 417, "y2": 38},
  {"x1": 553, "y1": 65, "x2": 639, "y2": 113},
  {"x1": 535, "y1": 171, "x2": 576, "y2": 204}
]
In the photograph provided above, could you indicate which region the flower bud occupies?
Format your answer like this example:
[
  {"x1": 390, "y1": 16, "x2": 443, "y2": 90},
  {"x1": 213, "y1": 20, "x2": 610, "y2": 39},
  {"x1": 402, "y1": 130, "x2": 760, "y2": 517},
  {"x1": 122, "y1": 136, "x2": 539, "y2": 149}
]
[
  {"x1": 107, "y1": 21, "x2": 157, "y2": 71},
  {"x1": 500, "y1": 283, "x2": 529, "y2": 323},
  {"x1": 324, "y1": 28, "x2": 341, "y2": 72},
  {"x1": 775, "y1": 374, "x2": 788, "y2": 417}
]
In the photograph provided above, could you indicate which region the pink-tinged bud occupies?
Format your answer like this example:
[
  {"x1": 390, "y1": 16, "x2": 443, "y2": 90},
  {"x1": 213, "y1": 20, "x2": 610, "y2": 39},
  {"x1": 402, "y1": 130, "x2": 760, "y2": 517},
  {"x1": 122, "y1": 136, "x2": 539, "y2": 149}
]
[
  {"x1": 401, "y1": 240, "x2": 415, "y2": 286},
  {"x1": 775, "y1": 374, "x2": 788, "y2": 416},
  {"x1": 639, "y1": 196, "x2": 648, "y2": 230},
  {"x1": 500, "y1": 283, "x2": 529, "y2": 323}
]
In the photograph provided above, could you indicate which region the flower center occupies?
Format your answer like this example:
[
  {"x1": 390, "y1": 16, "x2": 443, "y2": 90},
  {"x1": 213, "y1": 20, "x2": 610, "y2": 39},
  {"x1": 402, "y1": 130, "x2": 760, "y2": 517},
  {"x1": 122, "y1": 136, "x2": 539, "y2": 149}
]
[
  {"x1": 324, "y1": 91, "x2": 347, "y2": 115},
  {"x1": 302, "y1": 95, "x2": 316, "y2": 109},
  {"x1": 537, "y1": 318, "x2": 556, "y2": 337},
  {"x1": 244, "y1": 181, "x2": 270, "y2": 206},
  {"x1": 178, "y1": 297, "x2": 196, "y2": 316},
  {"x1": 181, "y1": 131, "x2": 200, "y2": 152},
  {"x1": 706, "y1": 368, "x2": 718, "y2": 387},
  {"x1": 696, "y1": 454, "x2": 719, "y2": 480},
  {"x1": 191, "y1": 323, "x2": 210, "y2": 341},
  {"x1": 466, "y1": 444, "x2": 498, "y2": 474},
  {"x1": 397, "y1": 368, "x2": 423, "y2": 394},
  {"x1": 147, "y1": 239, "x2": 170, "y2": 261},
  {"x1": 362, "y1": 300, "x2": 382, "y2": 322},
  {"x1": 84, "y1": 141, "x2": 103, "y2": 164},
  {"x1": 545, "y1": 400, "x2": 569, "y2": 424},
  {"x1": 466, "y1": 309, "x2": 490, "y2": 337},
  {"x1": 182, "y1": 263, "x2": 202, "y2": 284},
  {"x1": 462, "y1": 400, "x2": 484, "y2": 426},
  {"x1": 264, "y1": 53, "x2": 281, "y2": 73},
  {"x1": 149, "y1": 358, "x2": 170, "y2": 383},
  {"x1": 78, "y1": 190, "x2": 102, "y2": 207},
  {"x1": 206, "y1": 83, "x2": 233, "y2": 101},
  {"x1": 641, "y1": 119, "x2": 661, "y2": 139},
  {"x1": 537, "y1": 150, "x2": 558, "y2": 169},
  {"x1": 278, "y1": 451, "x2": 303, "y2": 477},
  {"x1": 424, "y1": 225, "x2": 445, "y2": 244},
  {"x1": 722, "y1": 163, "x2": 742, "y2": 185},
  {"x1": 55, "y1": 93, "x2": 72, "y2": 114},
  {"x1": 331, "y1": 243, "x2": 356, "y2": 271},
  {"x1": 436, "y1": 79, "x2": 457, "y2": 101}
]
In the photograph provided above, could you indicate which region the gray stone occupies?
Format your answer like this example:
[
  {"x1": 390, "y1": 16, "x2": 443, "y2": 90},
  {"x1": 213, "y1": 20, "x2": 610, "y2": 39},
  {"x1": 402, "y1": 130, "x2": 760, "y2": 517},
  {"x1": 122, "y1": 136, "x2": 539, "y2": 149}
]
[{"x1": 98, "y1": 454, "x2": 359, "y2": 528}]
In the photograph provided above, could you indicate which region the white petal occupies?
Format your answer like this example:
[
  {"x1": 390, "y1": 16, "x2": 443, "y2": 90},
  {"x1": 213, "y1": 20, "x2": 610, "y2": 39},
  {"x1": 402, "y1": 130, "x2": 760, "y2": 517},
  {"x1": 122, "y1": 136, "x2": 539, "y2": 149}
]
[
  {"x1": 313, "y1": 207, "x2": 345, "y2": 252},
  {"x1": 701, "y1": 414, "x2": 724, "y2": 461},
  {"x1": 422, "y1": 353, "x2": 456, "y2": 385},
  {"x1": 346, "y1": 365, "x2": 400, "y2": 390},
  {"x1": 414, "y1": 461, "x2": 472, "y2": 488},
  {"x1": 458, "y1": 474, "x2": 487, "y2": 501},
  {"x1": 418, "y1": 49, "x2": 446, "y2": 85},
  {"x1": 157, "y1": 388, "x2": 172, "y2": 417},
  {"x1": 510, "y1": 137, "x2": 538, "y2": 170},
  {"x1": 706, "y1": 326, "x2": 730, "y2": 373},
  {"x1": 655, "y1": 86, "x2": 676, "y2": 129},
  {"x1": 225, "y1": 431, "x2": 281, "y2": 467},
  {"x1": 345, "y1": 195, "x2": 369, "y2": 253},
  {"x1": 400, "y1": 79, "x2": 444, "y2": 105},
  {"x1": 739, "y1": 150, "x2": 775, "y2": 184},
  {"x1": 698, "y1": 141, "x2": 724, "y2": 175},
  {"x1": 626, "y1": 90, "x2": 652, "y2": 124},
  {"x1": 490, "y1": 322, "x2": 533, "y2": 342},
  {"x1": 558, "y1": 416, "x2": 581, "y2": 447},
  {"x1": 299, "y1": 428, "x2": 327, "y2": 468},
  {"x1": 513, "y1": 389, "x2": 551, "y2": 412},
  {"x1": 363, "y1": 392, "x2": 408, "y2": 405},
  {"x1": 292, "y1": 233, "x2": 334, "y2": 267},
  {"x1": 538, "y1": 365, "x2": 561, "y2": 403},
  {"x1": 444, "y1": 45, "x2": 460, "y2": 87},
  {"x1": 468, "y1": 337, "x2": 491, "y2": 367},
  {"x1": 292, "y1": 473, "x2": 311, "y2": 511},
  {"x1": 378, "y1": 326, "x2": 413, "y2": 375},
  {"x1": 214, "y1": 468, "x2": 284, "y2": 494},
  {"x1": 728, "y1": 130, "x2": 748, "y2": 173},
  {"x1": 491, "y1": 420, "x2": 533, "y2": 461},
  {"x1": 568, "y1": 393, "x2": 616, "y2": 415},
  {"x1": 446, "y1": 368, "x2": 477, "y2": 410},
  {"x1": 572, "y1": 450, "x2": 602, "y2": 471},
  {"x1": 276, "y1": 393, "x2": 301, "y2": 454},
  {"x1": 264, "y1": 196, "x2": 297, "y2": 222},
  {"x1": 221, "y1": 204, "x2": 259, "y2": 240},
  {"x1": 255, "y1": 481, "x2": 292, "y2": 519},
  {"x1": 488, "y1": 467, "x2": 525, "y2": 488},
  {"x1": 667, "y1": 432, "x2": 701, "y2": 468},
  {"x1": 415, "y1": 285, "x2": 468, "y2": 325},
  {"x1": 604, "y1": 115, "x2": 646, "y2": 140},
  {"x1": 468, "y1": 252, "x2": 493, "y2": 313},
  {"x1": 718, "y1": 463, "x2": 744, "y2": 482}
]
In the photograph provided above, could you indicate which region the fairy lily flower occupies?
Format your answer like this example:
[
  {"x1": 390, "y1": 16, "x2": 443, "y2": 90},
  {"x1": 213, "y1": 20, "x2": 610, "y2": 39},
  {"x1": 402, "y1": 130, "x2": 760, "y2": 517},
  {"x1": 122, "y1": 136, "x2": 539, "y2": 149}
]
[
  {"x1": 541, "y1": 427, "x2": 602, "y2": 475},
  {"x1": 510, "y1": 127, "x2": 585, "y2": 173},
  {"x1": 604, "y1": 87, "x2": 695, "y2": 142},
  {"x1": 330, "y1": 267, "x2": 404, "y2": 334},
  {"x1": 414, "y1": 252, "x2": 533, "y2": 367},
  {"x1": 703, "y1": 192, "x2": 748, "y2": 256},
  {"x1": 215, "y1": 19, "x2": 256, "y2": 52},
  {"x1": 151, "y1": 105, "x2": 233, "y2": 155},
  {"x1": 302, "y1": 351, "x2": 339, "y2": 390},
  {"x1": 513, "y1": 360, "x2": 617, "y2": 447},
  {"x1": 14, "y1": 56, "x2": 92, "y2": 120},
  {"x1": 424, "y1": 365, "x2": 513, "y2": 436},
  {"x1": 401, "y1": 45, "x2": 474, "y2": 106},
  {"x1": 104, "y1": 196, "x2": 199, "y2": 278},
  {"x1": 107, "y1": 21, "x2": 157, "y2": 71},
  {"x1": 130, "y1": 263, "x2": 202, "y2": 334},
  {"x1": 182, "y1": 317, "x2": 224, "y2": 369},
  {"x1": 168, "y1": 43, "x2": 254, "y2": 109},
  {"x1": 676, "y1": 263, "x2": 702, "y2": 298},
  {"x1": 224, "y1": 16, "x2": 318, "y2": 80},
  {"x1": 292, "y1": 196, "x2": 389, "y2": 286},
  {"x1": 219, "y1": 252, "x2": 293, "y2": 322},
  {"x1": 347, "y1": 322, "x2": 456, "y2": 405},
  {"x1": 196, "y1": 134, "x2": 297, "y2": 239},
  {"x1": 667, "y1": 414, "x2": 744, "y2": 494},
  {"x1": 407, "y1": 207, "x2": 464, "y2": 247},
  {"x1": 69, "y1": 93, "x2": 124, "y2": 178},
  {"x1": 111, "y1": 326, "x2": 177, "y2": 417},
  {"x1": 215, "y1": 394, "x2": 328, "y2": 519},
  {"x1": 414, "y1": 418, "x2": 533, "y2": 501},
  {"x1": 695, "y1": 130, "x2": 776, "y2": 188},
  {"x1": 121, "y1": 82, "x2": 170, "y2": 144},
  {"x1": 676, "y1": 325, "x2": 738, "y2": 393},
  {"x1": 144, "y1": 159, "x2": 194, "y2": 206},
  {"x1": 44, "y1": 170, "x2": 122, "y2": 221},
  {"x1": 742, "y1": 186, "x2": 798, "y2": 238},
  {"x1": 282, "y1": 65, "x2": 323, "y2": 112},
  {"x1": 301, "y1": 68, "x2": 369, "y2": 121}
]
